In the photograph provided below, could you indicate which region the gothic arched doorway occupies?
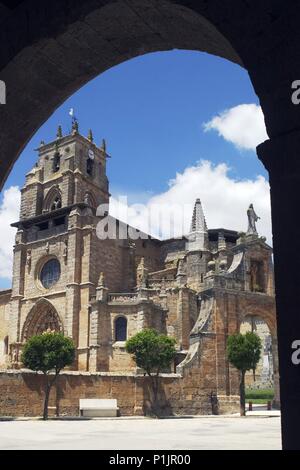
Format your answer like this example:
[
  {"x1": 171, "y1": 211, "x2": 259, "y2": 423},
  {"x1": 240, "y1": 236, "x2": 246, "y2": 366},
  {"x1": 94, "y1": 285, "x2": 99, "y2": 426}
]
[{"x1": 21, "y1": 300, "x2": 63, "y2": 342}]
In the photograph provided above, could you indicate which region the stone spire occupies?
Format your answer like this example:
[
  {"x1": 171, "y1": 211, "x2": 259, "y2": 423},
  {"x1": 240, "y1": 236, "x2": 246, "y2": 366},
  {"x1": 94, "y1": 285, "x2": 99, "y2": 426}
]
[
  {"x1": 101, "y1": 138, "x2": 106, "y2": 153},
  {"x1": 56, "y1": 125, "x2": 63, "y2": 139},
  {"x1": 190, "y1": 198, "x2": 208, "y2": 233},
  {"x1": 88, "y1": 129, "x2": 94, "y2": 142},
  {"x1": 187, "y1": 198, "x2": 208, "y2": 251}
]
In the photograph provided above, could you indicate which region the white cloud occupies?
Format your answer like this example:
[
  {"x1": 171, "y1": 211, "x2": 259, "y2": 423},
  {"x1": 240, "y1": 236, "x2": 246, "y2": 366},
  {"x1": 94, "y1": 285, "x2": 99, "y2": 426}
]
[
  {"x1": 110, "y1": 160, "x2": 272, "y2": 245},
  {"x1": 0, "y1": 163, "x2": 272, "y2": 284},
  {"x1": 0, "y1": 186, "x2": 20, "y2": 281},
  {"x1": 203, "y1": 104, "x2": 268, "y2": 151}
]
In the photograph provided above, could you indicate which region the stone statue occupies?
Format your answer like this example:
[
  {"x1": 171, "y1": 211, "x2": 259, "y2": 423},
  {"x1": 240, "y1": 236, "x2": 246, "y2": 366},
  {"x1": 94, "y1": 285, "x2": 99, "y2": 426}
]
[
  {"x1": 26, "y1": 250, "x2": 32, "y2": 272},
  {"x1": 51, "y1": 196, "x2": 61, "y2": 210},
  {"x1": 63, "y1": 240, "x2": 68, "y2": 262},
  {"x1": 247, "y1": 204, "x2": 260, "y2": 235},
  {"x1": 84, "y1": 193, "x2": 90, "y2": 205},
  {"x1": 12, "y1": 348, "x2": 18, "y2": 364},
  {"x1": 98, "y1": 271, "x2": 105, "y2": 287},
  {"x1": 177, "y1": 259, "x2": 185, "y2": 276}
]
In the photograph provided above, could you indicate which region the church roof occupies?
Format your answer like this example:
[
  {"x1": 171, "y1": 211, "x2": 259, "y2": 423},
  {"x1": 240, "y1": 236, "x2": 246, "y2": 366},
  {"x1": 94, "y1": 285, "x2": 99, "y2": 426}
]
[{"x1": 0, "y1": 288, "x2": 12, "y2": 296}]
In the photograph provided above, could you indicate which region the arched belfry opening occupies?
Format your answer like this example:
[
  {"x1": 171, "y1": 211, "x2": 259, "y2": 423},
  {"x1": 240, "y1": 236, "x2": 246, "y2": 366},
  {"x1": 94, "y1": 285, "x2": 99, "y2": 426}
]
[
  {"x1": 21, "y1": 300, "x2": 63, "y2": 342},
  {"x1": 43, "y1": 186, "x2": 62, "y2": 213}
]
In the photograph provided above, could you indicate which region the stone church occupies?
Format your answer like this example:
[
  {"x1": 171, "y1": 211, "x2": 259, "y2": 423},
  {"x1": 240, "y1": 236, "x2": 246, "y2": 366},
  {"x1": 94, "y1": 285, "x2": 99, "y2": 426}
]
[{"x1": 0, "y1": 123, "x2": 279, "y2": 411}]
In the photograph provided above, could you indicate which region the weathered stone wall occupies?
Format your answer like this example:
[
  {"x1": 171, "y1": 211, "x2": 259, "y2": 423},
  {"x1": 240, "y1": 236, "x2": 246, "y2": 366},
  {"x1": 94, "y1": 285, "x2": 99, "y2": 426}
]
[
  {"x1": 89, "y1": 300, "x2": 167, "y2": 373},
  {"x1": 0, "y1": 370, "x2": 240, "y2": 418},
  {"x1": 212, "y1": 289, "x2": 278, "y2": 400},
  {"x1": 147, "y1": 286, "x2": 197, "y2": 350},
  {"x1": 0, "y1": 291, "x2": 11, "y2": 368}
]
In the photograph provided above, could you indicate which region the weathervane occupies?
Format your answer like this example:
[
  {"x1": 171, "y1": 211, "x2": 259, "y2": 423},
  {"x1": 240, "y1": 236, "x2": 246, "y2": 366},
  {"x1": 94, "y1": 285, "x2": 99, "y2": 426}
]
[{"x1": 69, "y1": 108, "x2": 79, "y2": 134}]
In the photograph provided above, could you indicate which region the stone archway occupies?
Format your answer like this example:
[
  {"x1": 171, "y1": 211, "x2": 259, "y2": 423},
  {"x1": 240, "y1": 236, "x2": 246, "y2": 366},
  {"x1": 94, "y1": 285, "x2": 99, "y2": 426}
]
[
  {"x1": 2, "y1": 0, "x2": 300, "y2": 449},
  {"x1": 240, "y1": 315, "x2": 276, "y2": 397},
  {"x1": 0, "y1": 0, "x2": 244, "y2": 189},
  {"x1": 21, "y1": 299, "x2": 63, "y2": 342},
  {"x1": 239, "y1": 308, "x2": 280, "y2": 410}
]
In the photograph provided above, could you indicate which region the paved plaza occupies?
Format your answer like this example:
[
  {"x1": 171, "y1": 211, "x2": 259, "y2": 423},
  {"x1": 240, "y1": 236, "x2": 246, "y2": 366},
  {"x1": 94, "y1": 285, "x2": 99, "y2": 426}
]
[{"x1": 0, "y1": 416, "x2": 281, "y2": 450}]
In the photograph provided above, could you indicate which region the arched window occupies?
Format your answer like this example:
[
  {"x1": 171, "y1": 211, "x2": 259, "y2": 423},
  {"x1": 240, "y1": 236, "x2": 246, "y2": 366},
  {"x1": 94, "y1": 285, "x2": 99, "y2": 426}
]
[
  {"x1": 86, "y1": 158, "x2": 94, "y2": 176},
  {"x1": 115, "y1": 317, "x2": 127, "y2": 342},
  {"x1": 52, "y1": 152, "x2": 61, "y2": 172}
]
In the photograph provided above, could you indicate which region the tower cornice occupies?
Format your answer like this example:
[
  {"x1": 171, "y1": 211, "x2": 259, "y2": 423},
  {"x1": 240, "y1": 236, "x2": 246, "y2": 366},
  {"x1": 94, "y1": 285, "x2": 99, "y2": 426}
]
[
  {"x1": 11, "y1": 202, "x2": 89, "y2": 229},
  {"x1": 36, "y1": 133, "x2": 108, "y2": 158}
]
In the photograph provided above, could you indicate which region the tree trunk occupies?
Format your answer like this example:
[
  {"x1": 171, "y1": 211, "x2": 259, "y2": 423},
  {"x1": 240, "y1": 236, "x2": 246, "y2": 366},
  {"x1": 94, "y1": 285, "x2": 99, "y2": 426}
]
[
  {"x1": 43, "y1": 373, "x2": 58, "y2": 420},
  {"x1": 43, "y1": 377, "x2": 51, "y2": 420},
  {"x1": 148, "y1": 374, "x2": 160, "y2": 417},
  {"x1": 240, "y1": 370, "x2": 246, "y2": 417}
]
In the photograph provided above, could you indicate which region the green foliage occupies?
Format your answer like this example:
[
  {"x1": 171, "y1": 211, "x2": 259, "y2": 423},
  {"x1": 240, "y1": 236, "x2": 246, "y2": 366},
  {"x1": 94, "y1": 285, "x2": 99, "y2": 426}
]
[
  {"x1": 126, "y1": 329, "x2": 176, "y2": 376},
  {"x1": 227, "y1": 332, "x2": 261, "y2": 373},
  {"x1": 21, "y1": 332, "x2": 75, "y2": 420},
  {"x1": 21, "y1": 332, "x2": 75, "y2": 375},
  {"x1": 246, "y1": 388, "x2": 274, "y2": 400}
]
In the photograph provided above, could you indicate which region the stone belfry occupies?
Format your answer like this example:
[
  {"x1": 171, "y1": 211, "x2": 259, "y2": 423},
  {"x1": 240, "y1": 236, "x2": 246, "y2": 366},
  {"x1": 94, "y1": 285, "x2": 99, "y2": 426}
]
[{"x1": 20, "y1": 122, "x2": 110, "y2": 220}]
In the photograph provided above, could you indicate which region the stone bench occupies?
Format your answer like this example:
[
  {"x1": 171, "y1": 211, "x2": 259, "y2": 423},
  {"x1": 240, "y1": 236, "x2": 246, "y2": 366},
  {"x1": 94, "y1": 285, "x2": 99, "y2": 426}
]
[{"x1": 79, "y1": 399, "x2": 119, "y2": 417}]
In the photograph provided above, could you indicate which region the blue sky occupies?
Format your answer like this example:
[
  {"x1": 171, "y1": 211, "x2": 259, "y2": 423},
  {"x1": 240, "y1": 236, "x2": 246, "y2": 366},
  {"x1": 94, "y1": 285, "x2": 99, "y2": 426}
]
[
  {"x1": 0, "y1": 50, "x2": 271, "y2": 288},
  {"x1": 2, "y1": 50, "x2": 266, "y2": 196}
]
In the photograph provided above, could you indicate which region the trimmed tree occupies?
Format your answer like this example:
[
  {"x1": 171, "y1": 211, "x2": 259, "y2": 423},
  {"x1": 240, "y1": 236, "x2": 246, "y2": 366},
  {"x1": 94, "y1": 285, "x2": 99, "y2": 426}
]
[
  {"x1": 126, "y1": 329, "x2": 176, "y2": 416},
  {"x1": 227, "y1": 332, "x2": 261, "y2": 416},
  {"x1": 21, "y1": 332, "x2": 75, "y2": 420}
]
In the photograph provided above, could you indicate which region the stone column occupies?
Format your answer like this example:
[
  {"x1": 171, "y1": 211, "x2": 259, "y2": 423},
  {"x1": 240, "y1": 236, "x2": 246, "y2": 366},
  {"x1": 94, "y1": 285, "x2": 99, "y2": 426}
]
[
  {"x1": 176, "y1": 287, "x2": 190, "y2": 351},
  {"x1": 9, "y1": 230, "x2": 26, "y2": 344},
  {"x1": 61, "y1": 170, "x2": 74, "y2": 207},
  {"x1": 65, "y1": 209, "x2": 83, "y2": 372},
  {"x1": 89, "y1": 300, "x2": 100, "y2": 373},
  {"x1": 258, "y1": 133, "x2": 300, "y2": 449}
]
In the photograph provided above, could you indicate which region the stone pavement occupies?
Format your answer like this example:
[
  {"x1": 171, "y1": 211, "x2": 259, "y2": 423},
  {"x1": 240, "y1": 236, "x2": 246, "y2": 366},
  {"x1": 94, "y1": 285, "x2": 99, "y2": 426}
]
[
  {"x1": 245, "y1": 404, "x2": 281, "y2": 417},
  {"x1": 0, "y1": 416, "x2": 281, "y2": 450}
]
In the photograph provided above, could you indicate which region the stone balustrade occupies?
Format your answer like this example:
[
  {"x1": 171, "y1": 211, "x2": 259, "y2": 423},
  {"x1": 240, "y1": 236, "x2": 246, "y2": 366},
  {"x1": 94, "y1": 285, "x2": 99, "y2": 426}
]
[{"x1": 108, "y1": 293, "x2": 139, "y2": 303}]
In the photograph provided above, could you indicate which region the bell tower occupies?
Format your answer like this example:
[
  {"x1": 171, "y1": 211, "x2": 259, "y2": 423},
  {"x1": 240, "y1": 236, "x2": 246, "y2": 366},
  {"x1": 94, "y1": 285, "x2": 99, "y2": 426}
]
[
  {"x1": 9, "y1": 123, "x2": 111, "y2": 368},
  {"x1": 20, "y1": 122, "x2": 110, "y2": 221}
]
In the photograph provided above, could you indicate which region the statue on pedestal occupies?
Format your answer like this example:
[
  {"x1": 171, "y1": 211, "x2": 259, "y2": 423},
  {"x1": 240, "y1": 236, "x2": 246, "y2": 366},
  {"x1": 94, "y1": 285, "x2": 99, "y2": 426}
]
[{"x1": 247, "y1": 204, "x2": 260, "y2": 235}]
